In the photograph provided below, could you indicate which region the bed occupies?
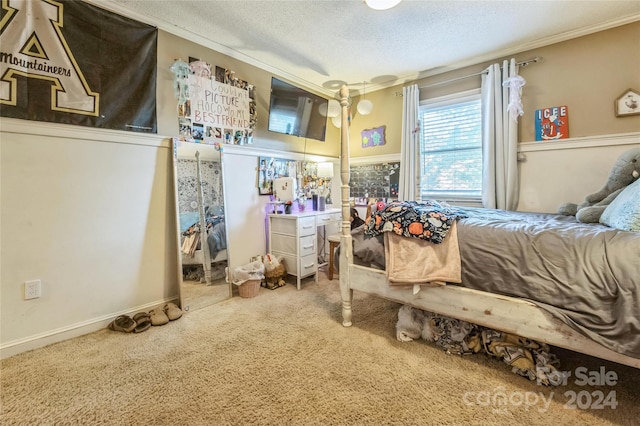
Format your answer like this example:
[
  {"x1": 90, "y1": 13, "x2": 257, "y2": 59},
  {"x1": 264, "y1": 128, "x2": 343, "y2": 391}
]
[
  {"x1": 180, "y1": 211, "x2": 227, "y2": 267},
  {"x1": 335, "y1": 85, "x2": 640, "y2": 368}
]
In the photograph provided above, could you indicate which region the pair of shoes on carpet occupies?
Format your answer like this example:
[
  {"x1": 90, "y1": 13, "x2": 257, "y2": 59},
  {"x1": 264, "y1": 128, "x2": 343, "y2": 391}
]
[
  {"x1": 108, "y1": 313, "x2": 151, "y2": 333},
  {"x1": 149, "y1": 303, "x2": 183, "y2": 326},
  {"x1": 132, "y1": 312, "x2": 152, "y2": 333}
]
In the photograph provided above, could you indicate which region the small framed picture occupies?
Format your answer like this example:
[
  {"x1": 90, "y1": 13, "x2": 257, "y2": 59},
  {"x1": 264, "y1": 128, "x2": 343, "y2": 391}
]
[
  {"x1": 615, "y1": 89, "x2": 640, "y2": 117},
  {"x1": 361, "y1": 125, "x2": 386, "y2": 148}
]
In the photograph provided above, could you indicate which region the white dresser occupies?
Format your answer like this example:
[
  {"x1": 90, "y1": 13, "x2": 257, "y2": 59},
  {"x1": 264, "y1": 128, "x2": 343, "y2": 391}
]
[{"x1": 268, "y1": 209, "x2": 341, "y2": 289}]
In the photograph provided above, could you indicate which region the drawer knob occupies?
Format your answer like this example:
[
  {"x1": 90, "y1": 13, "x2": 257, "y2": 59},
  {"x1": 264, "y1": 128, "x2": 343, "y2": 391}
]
[
  {"x1": 304, "y1": 262, "x2": 315, "y2": 268},
  {"x1": 303, "y1": 244, "x2": 314, "y2": 249}
]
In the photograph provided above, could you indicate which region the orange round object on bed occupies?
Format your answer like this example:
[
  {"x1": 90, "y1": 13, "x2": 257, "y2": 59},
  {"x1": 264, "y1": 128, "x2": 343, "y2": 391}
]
[{"x1": 408, "y1": 222, "x2": 423, "y2": 235}]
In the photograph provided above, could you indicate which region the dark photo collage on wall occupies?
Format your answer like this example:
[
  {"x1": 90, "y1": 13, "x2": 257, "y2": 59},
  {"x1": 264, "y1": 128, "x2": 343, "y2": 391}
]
[{"x1": 349, "y1": 162, "x2": 399, "y2": 203}]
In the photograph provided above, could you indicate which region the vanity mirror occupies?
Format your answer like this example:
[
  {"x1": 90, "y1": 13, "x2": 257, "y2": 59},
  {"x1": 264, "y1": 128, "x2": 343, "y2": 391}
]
[{"x1": 173, "y1": 138, "x2": 231, "y2": 311}]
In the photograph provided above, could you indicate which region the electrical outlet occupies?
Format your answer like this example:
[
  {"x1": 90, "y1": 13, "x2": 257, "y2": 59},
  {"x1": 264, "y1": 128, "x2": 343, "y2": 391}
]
[{"x1": 24, "y1": 280, "x2": 41, "y2": 300}]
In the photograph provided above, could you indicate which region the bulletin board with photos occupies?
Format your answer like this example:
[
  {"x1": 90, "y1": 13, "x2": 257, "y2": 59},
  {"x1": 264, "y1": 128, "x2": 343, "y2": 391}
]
[
  {"x1": 258, "y1": 157, "x2": 297, "y2": 195},
  {"x1": 257, "y1": 159, "x2": 326, "y2": 199},
  {"x1": 349, "y1": 162, "x2": 400, "y2": 203}
]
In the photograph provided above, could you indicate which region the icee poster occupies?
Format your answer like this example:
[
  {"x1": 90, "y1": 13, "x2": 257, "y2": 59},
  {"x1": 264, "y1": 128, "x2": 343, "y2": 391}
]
[{"x1": 535, "y1": 106, "x2": 569, "y2": 141}]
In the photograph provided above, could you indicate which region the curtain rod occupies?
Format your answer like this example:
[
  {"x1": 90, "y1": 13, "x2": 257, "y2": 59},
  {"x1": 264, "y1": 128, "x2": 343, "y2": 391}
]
[{"x1": 417, "y1": 56, "x2": 541, "y2": 90}]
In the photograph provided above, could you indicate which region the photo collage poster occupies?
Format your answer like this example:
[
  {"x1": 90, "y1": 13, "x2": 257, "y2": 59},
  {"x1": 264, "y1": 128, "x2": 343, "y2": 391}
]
[
  {"x1": 257, "y1": 159, "x2": 325, "y2": 199},
  {"x1": 177, "y1": 63, "x2": 257, "y2": 146},
  {"x1": 349, "y1": 162, "x2": 400, "y2": 202},
  {"x1": 258, "y1": 157, "x2": 298, "y2": 195}
]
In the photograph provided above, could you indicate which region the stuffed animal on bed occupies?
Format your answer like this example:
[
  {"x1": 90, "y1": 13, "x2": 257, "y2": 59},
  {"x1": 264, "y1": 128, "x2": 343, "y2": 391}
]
[{"x1": 558, "y1": 147, "x2": 640, "y2": 223}]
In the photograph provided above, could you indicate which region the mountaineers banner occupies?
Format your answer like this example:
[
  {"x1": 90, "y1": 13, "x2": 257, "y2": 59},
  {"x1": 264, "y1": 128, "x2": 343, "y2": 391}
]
[{"x1": 0, "y1": 0, "x2": 157, "y2": 133}]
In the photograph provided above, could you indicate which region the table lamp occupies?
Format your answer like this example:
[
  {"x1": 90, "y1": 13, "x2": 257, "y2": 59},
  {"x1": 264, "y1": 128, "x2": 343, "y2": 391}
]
[{"x1": 317, "y1": 162, "x2": 334, "y2": 205}]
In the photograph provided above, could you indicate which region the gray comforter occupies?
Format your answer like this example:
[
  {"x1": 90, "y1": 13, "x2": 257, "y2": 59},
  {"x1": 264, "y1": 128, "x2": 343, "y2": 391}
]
[
  {"x1": 351, "y1": 208, "x2": 640, "y2": 358},
  {"x1": 207, "y1": 221, "x2": 227, "y2": 259},
  {"x1": 457, "y1": 208, "x2": 640, "y2": 359}
]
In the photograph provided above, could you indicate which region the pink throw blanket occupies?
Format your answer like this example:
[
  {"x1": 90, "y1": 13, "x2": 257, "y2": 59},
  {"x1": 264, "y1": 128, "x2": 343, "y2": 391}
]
[{"x1": 384, "y1": 221, "x2": 461, "y2": 285}]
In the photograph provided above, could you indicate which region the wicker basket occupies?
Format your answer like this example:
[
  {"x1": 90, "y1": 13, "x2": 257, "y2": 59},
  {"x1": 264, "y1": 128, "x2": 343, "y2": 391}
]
[{"x1": 238, "y1": 279, "x2": 261, "y2": 298}]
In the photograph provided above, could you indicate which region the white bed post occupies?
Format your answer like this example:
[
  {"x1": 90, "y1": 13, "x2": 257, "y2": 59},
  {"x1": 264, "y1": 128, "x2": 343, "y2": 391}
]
[
  {"x1": 338, "y1": 85, "x2": 354, "y2": 327},
  {"x1": 195, "y1": 151, "x2": 212, "y2": 284}
]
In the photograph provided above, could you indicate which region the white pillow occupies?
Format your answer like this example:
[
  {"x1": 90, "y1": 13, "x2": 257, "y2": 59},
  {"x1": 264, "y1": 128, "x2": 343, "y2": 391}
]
[{"x1": 600, "y1": 178, "x2": 640, "y2": 232}]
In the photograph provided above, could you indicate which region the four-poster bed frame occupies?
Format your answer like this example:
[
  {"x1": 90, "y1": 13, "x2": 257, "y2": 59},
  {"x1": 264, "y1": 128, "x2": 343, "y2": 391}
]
[{"x1": 336, "y1": 85, "x2": 639, "y2": 369}]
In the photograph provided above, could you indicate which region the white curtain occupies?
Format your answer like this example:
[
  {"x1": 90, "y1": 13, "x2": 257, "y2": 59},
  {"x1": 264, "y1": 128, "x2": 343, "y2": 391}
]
[
  {"x1": 398, "y1": 84, "x2": 420, "y2": 201},
  {"x1": 481, "y1": 58, "x2": 521, "y2": 210}
]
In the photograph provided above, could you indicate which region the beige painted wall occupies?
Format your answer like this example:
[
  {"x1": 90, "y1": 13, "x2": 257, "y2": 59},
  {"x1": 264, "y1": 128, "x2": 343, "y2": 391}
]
[
  {"x1": 348, "y1": 22, "x2": 640, "y2": 156},
  {"x1": 158, "y1": 32, "x2": 341, "y2": 158},
  {"x1": 343, "y1": 88, "x2": 404, "y2": 158},
  {"x1": 346, "y1": 22, "x2": 640, "y2": 213}
]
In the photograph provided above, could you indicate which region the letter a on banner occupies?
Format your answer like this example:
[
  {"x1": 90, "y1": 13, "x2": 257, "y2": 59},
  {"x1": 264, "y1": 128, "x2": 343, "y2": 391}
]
[{"x1": 0, "y1": 0, "x2": 99, "y2": 115}]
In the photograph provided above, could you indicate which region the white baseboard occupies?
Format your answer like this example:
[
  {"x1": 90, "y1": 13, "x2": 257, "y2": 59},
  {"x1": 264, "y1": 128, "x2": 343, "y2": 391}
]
[{"x1": 0, "y1": 296, "x2": 179, "y2": 360}]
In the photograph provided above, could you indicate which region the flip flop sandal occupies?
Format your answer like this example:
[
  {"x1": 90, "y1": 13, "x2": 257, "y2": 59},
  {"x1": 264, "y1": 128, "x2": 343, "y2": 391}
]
[
  {"x1": 164, "y1": 302, "x2": 183, "y2": 321},
  {"x1": 149, "y1": 308, "x2": 169, "y2": 326},
  {"x1": 132, "y1": 312, "x2": 152, "y2": 333},
  {"x1": 108, "y1": 315, "x2": 136, "y2": 333}
]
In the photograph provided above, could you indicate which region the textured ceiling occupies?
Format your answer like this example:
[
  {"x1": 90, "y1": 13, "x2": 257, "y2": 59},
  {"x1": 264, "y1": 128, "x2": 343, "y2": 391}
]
[{"x1": 102, "y1": 0, "x2": 640, "y2": 95}]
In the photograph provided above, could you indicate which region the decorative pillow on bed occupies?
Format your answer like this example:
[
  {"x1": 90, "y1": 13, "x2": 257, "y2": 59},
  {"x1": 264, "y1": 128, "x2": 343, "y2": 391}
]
[{"x1": 600, "y1": 178, "x2": 640, "y2": 232}]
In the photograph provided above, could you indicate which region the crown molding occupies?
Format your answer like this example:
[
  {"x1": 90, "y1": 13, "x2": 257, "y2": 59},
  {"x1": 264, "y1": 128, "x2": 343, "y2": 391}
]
[
  {"x1": 64, "y1": 2, "x2": 640, "y2": 96},
  {"x1": 368, "y1": 14, "x2": 640, "y2": 93},
  {"x1": 90, "y1": 0, "x2": 332, "y2": 96}
]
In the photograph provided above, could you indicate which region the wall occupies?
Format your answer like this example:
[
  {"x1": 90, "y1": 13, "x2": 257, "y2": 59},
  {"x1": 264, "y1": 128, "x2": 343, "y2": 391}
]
[
  {"x1": 221, "y1": 145, "x2": 339, "y2": 272},
  {"x1": 346, "y1": 22, "x2": 640, "y2": 212},
  {"x1": 518, "y1": 134, "x2": 639, "y2": 212},
  {"x1": 0, "y1": 124, "x2": 176, "y2": 357},
  {"x1": 0, "y1": 25, "x2": 337, "y2": 358},
  {"x1": 342, "y1": 88, "x2": 403, "y2": 159},
  {"x1": 157, "y1": 32, "x2": 341, "y2": 158},
  {"x1": 158, "y1": 30, "x2": 340, "y2": 272}
]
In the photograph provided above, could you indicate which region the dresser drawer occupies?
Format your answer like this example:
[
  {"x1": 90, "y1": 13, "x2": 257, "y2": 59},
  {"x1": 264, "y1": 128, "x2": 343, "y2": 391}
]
[
  {"x1": 271, "y1": 234, "x2": 297, "y2": 255},
  {"x1": 299, "y1": 253, "x2": 317, "y2": 277},
  {"x1": 316, "y1": 212, "x2": 340, "y2": 225},
  {"x1": 270, "y1": 217, "x2": 297, "y2": 235},
  {"x1": 298, "y1": 216, "x2": 316, "y2": 236},
  {"x1": 274, "y1": 252, "x2": 297, "y2": 275},
  {"x1": 299, "y1": 235, "x2": 316, "y2": 257}
]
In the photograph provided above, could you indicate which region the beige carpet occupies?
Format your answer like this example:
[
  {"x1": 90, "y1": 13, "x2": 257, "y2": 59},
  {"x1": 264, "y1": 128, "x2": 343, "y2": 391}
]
[{"x1": 1, "y1": 275, "x2": 639, "y2": 425}]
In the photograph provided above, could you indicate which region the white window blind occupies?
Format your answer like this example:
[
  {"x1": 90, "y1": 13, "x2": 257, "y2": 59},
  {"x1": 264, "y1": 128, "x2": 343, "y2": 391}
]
[
  {"x1": 419, "y1": 91, "x2": 482, "y2": 202},
  {"x1": 269, "y1": 106, "x2": 297, "y2": 135}
]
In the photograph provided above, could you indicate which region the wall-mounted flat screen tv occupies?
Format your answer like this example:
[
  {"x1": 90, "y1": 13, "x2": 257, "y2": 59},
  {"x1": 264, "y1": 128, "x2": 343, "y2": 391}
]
[{"x1": 268, "y1": 77, "x2": 328, "y2": 141}]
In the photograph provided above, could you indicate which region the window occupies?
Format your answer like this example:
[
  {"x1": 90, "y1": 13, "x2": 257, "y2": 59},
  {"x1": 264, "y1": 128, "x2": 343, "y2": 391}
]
[{"x1": 418, "y1": 90, "x2": 482, "y2": 203}]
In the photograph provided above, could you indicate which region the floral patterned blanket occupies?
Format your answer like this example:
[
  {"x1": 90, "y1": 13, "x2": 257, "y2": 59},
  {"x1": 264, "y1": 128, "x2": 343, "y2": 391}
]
[{"x1": 364, "y1": 200, "x2": 468, "y2": 244}]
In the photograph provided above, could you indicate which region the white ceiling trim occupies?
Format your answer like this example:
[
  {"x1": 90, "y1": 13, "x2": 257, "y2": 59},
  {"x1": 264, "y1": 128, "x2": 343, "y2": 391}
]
[
  {"x1": 90, "y1": 0, "x2": 324, "y2": 95},
  {"x1": 395, "y1": 13, "x2": 640, "y2": 92},
  {"x1": 92, "y1": 1, "x2": 639, "y2": 97}
]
